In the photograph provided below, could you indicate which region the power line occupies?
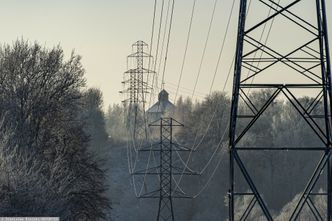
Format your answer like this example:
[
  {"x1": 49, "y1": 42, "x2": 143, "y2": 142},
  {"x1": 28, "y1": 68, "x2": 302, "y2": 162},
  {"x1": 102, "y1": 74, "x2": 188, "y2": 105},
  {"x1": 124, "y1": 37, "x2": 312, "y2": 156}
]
[
  {"x1": 172, "y1": 104, "x2": 229, "y2": 194},
  {"x1": 168, "y1": 0, "x2": 258, "y2": 201},
  {"x1": 191, "y1": 0, "x2": 219, "y2": 99},
  {"x1": 148, "y1": 0, "x2": 165, "y2": 108},
  {"x1": 191, "y1": 56, "x2": 234, "y2": 151},
  {"x1": 127, "y1": 0, "x2": 160, "y2": 199},
  {"x1": 150, "y1": 0, "x2": 172, "y2": 108},
  {"x1": 147, "y1": 0, "x2": 158, "y2": 85},
  {"x1": 153, "y1": 0, "x2": 166, "y2": 79},
  {"x1": 170, "y1": 0, "x2": 236, "y2": 173},
  {"x1": 132, "y1": 118, "x2": 198, "y2": 221},
  {"x1": 156, "y1": 0, "x2": 172, "y2": 89},
  {"x1": 174, "y1": 0, "x2": 197, "y2": 102},
  {"x1": 193, "y1": 146, "x2": 225, "y2": 198},
  {"x1": 187, "y1": 0, "x2": 237, "y2": 155},
  {"x1": 171, "y1": 0, "x2": 237, "y2": 195},
  {"x1": 208, "y1": 0, "x2": 236, "y2": 94},
  {"x1": 160, "y1": 0, "x2": 175, "y2": 90}
]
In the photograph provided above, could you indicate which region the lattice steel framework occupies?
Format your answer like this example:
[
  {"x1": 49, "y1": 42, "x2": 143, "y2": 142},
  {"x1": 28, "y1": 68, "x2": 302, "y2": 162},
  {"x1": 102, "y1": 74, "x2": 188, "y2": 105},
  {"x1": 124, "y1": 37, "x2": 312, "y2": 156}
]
[
  {"x1": 121, "y1": 41, "x2": 154, "y2": 141},
  {"x1": 134, "y1": 118, "x2": 197, "y2": 221},
  {"x1": 229, "y1": 0, "x2": 331, "y2": 220}
]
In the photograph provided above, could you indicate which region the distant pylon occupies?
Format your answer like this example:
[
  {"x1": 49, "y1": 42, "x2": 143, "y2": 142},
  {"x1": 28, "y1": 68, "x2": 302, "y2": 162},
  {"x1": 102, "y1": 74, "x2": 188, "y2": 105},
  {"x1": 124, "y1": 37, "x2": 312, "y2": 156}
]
[
  {"x1": 121, "y1": 40, "x2": 155, "y2": 142},
  {"x1": 134, "y1": 118, "x2": 198, "y2": 221}
]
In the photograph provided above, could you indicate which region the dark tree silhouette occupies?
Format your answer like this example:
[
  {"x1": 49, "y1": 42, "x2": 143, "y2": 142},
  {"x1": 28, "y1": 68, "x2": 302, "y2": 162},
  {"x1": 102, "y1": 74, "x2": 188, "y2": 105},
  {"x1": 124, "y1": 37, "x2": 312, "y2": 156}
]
[{"x1": 0, "y1": 40, "x2": 110, "y2": 220}]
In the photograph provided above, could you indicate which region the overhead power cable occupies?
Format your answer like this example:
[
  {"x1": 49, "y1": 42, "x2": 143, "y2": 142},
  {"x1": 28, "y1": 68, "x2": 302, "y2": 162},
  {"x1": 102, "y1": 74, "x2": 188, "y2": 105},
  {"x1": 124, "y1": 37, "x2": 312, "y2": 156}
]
[
  {"x1": 191, "y1": 0, "x2": 219, "y2": 99},
  {"x1": 149, "y1": 0, "x2": 172, "y2": 109},
  {"x1": 160, "y1": 0, "x2": 175, "y2": 90},
  {"x1": 186, "y1": 0, "x2": 237, "y2": 157},
  {"x1": 156, "y1": 0, "x2": 172, "y2": 91},
  {"x1": 147, "y1": 0, "x2": 158, "y2": 85},
  {"x1": 208, "y1": 0, "x2": 236, "y2": 94},
  {"x1": 153, "y1": 0, "x2": 166, "y2": 79},
  {"x1": 174, "y1": 0, "x2": 197, "y2": 102},
  {"x1": 127, "y1": 0, "x2": 161, "y2": 198},
  {"x1": 190, "y1": 0, "x2": 280, "y2": 198},
  {"x1": 171, "y1": 0, "x2": 238, "y2": 196}
]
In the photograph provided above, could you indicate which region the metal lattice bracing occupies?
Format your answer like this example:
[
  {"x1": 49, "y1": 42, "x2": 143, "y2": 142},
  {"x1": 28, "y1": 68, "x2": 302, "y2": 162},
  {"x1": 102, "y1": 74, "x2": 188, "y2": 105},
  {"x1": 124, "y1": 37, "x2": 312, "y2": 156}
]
[
  {"x1": 121, "y1": 41, "x2": 155, "y2": 141},
  {"x1": 157, "y1": 118, "x2": 175, "y2": 221},
  {"x1": 133, "y1": 118, "x2": 197, "y2": 221},
  {"x1": 229, "y1": 0, "x2": 331, "y2": 220}
]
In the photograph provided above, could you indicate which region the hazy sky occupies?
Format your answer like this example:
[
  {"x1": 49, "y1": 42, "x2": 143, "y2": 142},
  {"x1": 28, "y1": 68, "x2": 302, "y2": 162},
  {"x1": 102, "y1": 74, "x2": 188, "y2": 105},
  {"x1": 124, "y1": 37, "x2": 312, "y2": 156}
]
[{"x1": 0, "y1": 0, "x2": 331, "y2": 109}]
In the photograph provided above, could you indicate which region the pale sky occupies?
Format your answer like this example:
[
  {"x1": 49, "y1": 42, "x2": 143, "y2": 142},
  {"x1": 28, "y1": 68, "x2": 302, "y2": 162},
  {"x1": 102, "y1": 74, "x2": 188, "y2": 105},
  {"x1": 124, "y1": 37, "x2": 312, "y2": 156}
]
[{"x1": 0, "y1": 0, "x2": 331, "y2": 109}]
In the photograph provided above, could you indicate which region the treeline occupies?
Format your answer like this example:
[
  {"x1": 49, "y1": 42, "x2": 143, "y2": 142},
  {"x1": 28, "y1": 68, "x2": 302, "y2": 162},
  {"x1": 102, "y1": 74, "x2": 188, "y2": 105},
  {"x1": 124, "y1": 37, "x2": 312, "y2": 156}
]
[
  {"x1": 106, "y1": 90, "x2": 326, "y2": 220},
  {"x1": 0, "y1": 41, "x2": 110, "y2": 220}
]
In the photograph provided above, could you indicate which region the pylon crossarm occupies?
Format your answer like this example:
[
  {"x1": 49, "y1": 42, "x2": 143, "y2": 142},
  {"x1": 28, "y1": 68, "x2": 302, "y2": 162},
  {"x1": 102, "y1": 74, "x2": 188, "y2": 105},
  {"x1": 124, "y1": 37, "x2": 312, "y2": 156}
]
[
  {"x1": 172, "y1": 190, "x2": 192, "y2": 199},
  {"x1": 240, "y1": 84, "x2": 324, "y2": 88},
  {"x1": 132, "y1": 166, "x2": 160, "y2": 175},
  {"x1": 149, "y1": 118, "x2": 163, "y2": 126},
  {"x1": 138, "y1": 189, "x2": 161, "y2": 198},
  {"x1": 171, "y1": 143, "x2": 193, "y2": 151},
  {"x1": 124, "y1": 67, "x2": 156, "y2": 74},
  {"x1": 171, "y1": 166, "x2": 199, "y2": 175},
  {"x1": 168, "y1": 118, "x2": 184, "y2": 126},
  {"x1": 128, "y1": 51, "x2": 154, "y2": 58},
  {"x1": 138, "y1": 142, "x2": 160, "y2": 151},
  {"x1": 236, "y1": 147, "x2": 327, "y2": 151}
]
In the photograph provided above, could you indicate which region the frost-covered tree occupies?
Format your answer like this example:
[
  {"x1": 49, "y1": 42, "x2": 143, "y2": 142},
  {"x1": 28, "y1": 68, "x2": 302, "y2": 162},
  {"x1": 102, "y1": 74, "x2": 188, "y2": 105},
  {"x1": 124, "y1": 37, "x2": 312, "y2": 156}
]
[
  {"x1": 81, "y1": 88, "x2": 109, "y2": 155},
  {"x1": 275, "y1": 190, "x2": 326, "y2": 221},
  {"x1": 0, "y1": 40, "x2": 110, "y2": 220},
  {"x1": 105, "y1": 104, "x2": 127, "y2": 143},
  {"x1": 177, "y1": 92, "x2": 230, "y2": 147}
]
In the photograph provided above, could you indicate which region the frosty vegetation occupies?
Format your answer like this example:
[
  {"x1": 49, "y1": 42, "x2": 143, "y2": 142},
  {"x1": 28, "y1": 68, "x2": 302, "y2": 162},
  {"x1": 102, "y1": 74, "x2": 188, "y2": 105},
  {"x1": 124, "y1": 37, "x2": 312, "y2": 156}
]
[
  {"x1": 106, "y1": 91, "x2": 327, "y2": 220},
  {"x1": 0, "y1": 40, "x2": 110, "y2": 220},
  {"x1": 0, "y1": 40, "x2": 325, "y2": 220}
]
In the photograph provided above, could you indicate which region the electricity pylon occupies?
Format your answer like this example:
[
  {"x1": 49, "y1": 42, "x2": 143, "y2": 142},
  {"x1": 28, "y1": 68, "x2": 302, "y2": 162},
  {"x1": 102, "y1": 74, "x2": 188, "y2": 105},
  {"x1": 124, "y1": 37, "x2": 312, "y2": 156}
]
[
  {"x1": 134, "y1": 118, "x2": 198, "y2": 221},
  {"x1": 229, "y1": 0, "x2": 331, "y2": 220},
  {"x1": 121, "y1": 40, "x2": 154, "y2": 142}
]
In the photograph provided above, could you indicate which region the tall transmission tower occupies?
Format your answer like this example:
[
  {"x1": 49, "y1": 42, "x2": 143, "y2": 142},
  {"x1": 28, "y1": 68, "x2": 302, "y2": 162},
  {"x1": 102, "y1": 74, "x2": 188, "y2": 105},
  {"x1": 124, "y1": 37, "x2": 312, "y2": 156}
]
[
  {"x1": 134, "y1": 118, "x2": 197, "y2": 221},
  {"x1": 229, "y1": 0, "x2": 331, "y2": 220},
  {"x1": 121, "y1": 40, "x2": 154, "y2": 141}
]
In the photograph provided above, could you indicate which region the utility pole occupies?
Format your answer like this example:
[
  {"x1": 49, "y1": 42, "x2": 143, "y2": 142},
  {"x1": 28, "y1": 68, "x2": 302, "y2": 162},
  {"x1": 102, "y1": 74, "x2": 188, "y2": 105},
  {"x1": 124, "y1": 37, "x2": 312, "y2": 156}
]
[
  {"x1": 121, "y1": 40, "x2": 154, "y2": 142},
  {"x1": 229, "y1": 0, "x2": 331, "y2": 220},
  {"x1": 134, "y1": 118, "x2": 198, "y2": 221}
]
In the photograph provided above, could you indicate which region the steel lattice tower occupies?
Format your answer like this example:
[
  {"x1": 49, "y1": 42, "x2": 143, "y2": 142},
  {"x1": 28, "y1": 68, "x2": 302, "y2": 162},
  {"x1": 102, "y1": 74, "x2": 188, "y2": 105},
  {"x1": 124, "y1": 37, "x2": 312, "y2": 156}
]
[
  {"x1": 229, "y1": 0, "x2": 331, "y2": 220},
  {"x1": 134, "y1": 118, "x2": 197, "y2": 221},
  {"x1": 121, "y1": 41, "x2": 154, "y2": 141}
]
